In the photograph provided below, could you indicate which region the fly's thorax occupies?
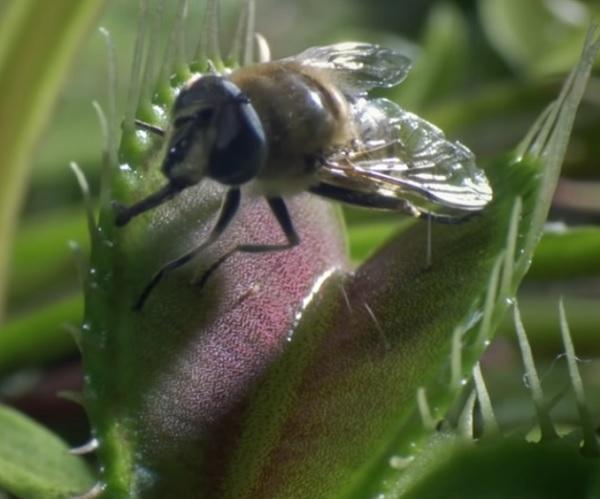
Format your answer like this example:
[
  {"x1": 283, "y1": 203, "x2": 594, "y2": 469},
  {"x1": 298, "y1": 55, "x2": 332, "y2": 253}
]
[
  {"x1": 161, "y1": 75, "x2": 267, "y2": 188},
  {"x1": 231, "y1": 62, "x2": 353, "y2": 185}
]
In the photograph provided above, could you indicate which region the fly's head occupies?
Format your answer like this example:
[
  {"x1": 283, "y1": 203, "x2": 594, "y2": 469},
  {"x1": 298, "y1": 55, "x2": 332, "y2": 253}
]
[{"x1": 163, "y1": 75, "x2": 267, "y2": 188}]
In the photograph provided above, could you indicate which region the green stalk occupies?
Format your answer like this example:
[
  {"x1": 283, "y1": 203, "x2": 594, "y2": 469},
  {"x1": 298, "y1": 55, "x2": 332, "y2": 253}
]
[{"x1": 0, "y1": 0, "x2": 106, "y2": 320}]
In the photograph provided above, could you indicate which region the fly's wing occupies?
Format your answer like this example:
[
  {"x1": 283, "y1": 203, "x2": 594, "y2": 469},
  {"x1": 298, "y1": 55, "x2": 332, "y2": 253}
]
[
  {"x1": 284, "y1": 42, "x2": 412, "y2": 95},
  {"x1": 314, "y1": 98, "x2": 493, "y2": 220}
]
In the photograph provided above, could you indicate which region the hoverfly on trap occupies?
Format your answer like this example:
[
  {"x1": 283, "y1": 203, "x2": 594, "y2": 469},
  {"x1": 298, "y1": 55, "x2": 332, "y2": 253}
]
[{"x1": 114, "y1": 42, "x2": 493, "y2": 310}]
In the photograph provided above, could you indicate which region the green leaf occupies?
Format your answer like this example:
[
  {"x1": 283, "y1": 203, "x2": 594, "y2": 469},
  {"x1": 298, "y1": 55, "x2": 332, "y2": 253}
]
[
  {"x1": 0, "y1": 404, "x2": 94, "y2": 499},
  {"x1": 528, "y1": 225, "x2": 600, "y2": 279},
  {"x1": 0, "y1": 0, "x2": 106, "y2": 319},
  {"x1": 389, "y1": 434, "x2": 600, "y2": 499},
  {"x1": 0, "y1": 294, "x2": 82, "y2": 372},
  {"x1": 478, "y1": 0, "x2": 599, "y2": 76},
  {"x1": 394, "y1": 2, "x2": 469, "y2": 110},
  {"x1": 8, "y1": 209, "x2": 88, "y2": 310}
]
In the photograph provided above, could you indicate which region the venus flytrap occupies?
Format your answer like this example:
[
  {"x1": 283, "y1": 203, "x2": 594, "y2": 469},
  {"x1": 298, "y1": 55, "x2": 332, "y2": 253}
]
[{"x1": 80, "y1": 2, "x2": 600, "y2": 497}]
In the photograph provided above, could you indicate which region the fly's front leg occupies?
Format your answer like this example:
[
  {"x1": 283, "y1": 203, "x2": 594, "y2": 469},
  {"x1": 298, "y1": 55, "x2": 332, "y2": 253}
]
[
  {"x1": 194, "y1": 197, "x2": 300, "y2": 289},
  {"x1": 133, "y1": 188, "x2": 241, "y2": 310}
]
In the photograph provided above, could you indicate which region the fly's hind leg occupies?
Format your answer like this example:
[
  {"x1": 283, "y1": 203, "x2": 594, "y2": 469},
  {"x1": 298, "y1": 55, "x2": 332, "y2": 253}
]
[
  {"x1": 193, "y1": 197, "x2": 300, "y2": 289},
  {"x1": 133, "y1": 188, "x2": 242, "y2": 310}
]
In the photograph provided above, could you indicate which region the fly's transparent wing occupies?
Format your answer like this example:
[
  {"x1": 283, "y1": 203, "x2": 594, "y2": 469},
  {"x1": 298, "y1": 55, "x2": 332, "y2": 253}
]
[
  {"x1": 285, "y1": 42, "x2": 412, "y2": 95},
  {"x1": 316, "y1": 98, "x2": 493, "y2": 219}
]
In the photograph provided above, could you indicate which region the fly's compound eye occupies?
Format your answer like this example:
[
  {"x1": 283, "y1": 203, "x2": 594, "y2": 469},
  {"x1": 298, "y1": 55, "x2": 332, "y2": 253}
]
[
  {"x1": 173, "y1": 108, "x2": 214, "y2": 129},
  {"x1": 195, "y1": 108, "x2": 214, "y2": 122},
  {"x1": 162, "y1": 76, "x2": 267, "y2": 187},
  {"x1": 206, "y1": 94, "x2": 267, "y2": 186}
]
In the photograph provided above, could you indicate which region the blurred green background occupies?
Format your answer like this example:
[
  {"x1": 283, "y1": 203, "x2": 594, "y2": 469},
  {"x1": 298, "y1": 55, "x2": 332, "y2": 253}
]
[{"x1": 1, "y1": 0, "x2": 599, "y2": 455}]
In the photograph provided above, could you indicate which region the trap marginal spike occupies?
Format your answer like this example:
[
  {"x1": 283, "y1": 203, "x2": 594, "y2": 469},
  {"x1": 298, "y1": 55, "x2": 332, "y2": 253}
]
[
  {"x1": 241, "y1": 0, "x2": 256, "y2": 66},
  {"x1": 69, "y1": 438, "x2": 100, "y2": 456},
  {"x1": 140, "y1": 0, "x2": 165, "y2": 102},
  {"x1": 71, "y1": 482, "x2": 106, "y2": 499},
  {"x1": 450, "y1": 326, "x2": 464, "y2": 391},
  {"x1": 160, "y1": 0, "x2": 192, "y2": 84},
  {"x1": 97, "y1": 27, "x2": 118, "y2": 178},
  {"x1": 228, "y1": 0, "x2": 256, "y2": 66},
  {"x1": 69, "y1": 162, "x2": 97, "y2": 243},
  {"x1": 416, "y1": 387, "x2": 436, "y2": 431},
  {"x1": 197, "y1": 0, "x2": 223, "y2": 68},
  {"x1": 458, "y1": 389, "x2": 477, "y2": 439},
  {"x1": 174, "y1": 0, "x2": 190, "y2": 70},
  {"x1": 473, "y1": 363, "x2": 500, "y2": 437},
  {"x1": 57, "y1": 390, "x2": 86, "y2": 407},
  {"x1": 513, "y1": 301, "x2": 558, "y2": 442},
  {"x1": 474, "y1": 254, "x2": 502, "y2": 353},
  {"x1": 63, "y1": 323, "x2": 83, "y2": 351},
  {"x1": 558, "y1": 299, "x2": 600, "y2": 457},
  {"x1": 519, "y1": 27, "x2": 600, "y2": 268},
  {"x1": 68, "y1": 239, "x2": 89, "y2": 290},
  {"x1": 91, "y1": 101, "x2": 108, "y2": 155},
  {"x1": 228, "y1": 0, "x2": 249, "y2": 66},
  {"x1": 125, "y1": 0, "x2": 150, "y2": 132},
  {"x1": 499, "y1": 197, "x2": 522, "y2": 301}
]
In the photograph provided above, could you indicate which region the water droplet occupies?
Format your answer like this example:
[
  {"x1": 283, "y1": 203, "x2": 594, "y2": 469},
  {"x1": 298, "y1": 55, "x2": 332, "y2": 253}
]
[
  {"x1": 389, "y1": 455, "x2": 414, "y2": 470},
  {"x1": 152, "y1": 104, "x2": 166, "y2": 121},
  {"x1": 119, "y1": 163, "x2": 133, "y2": 173}
]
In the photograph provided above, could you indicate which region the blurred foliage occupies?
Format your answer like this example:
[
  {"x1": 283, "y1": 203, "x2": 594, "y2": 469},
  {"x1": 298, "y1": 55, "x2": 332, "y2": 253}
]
[{"x1": 0, "y1": 0, "x2": 598, "y2": 497}]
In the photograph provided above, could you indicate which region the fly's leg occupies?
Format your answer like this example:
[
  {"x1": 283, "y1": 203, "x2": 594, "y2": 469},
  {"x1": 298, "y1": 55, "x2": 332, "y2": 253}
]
[
  {"x1": 112, "y1": 120, "x2": 171, "y2": 225},
  {"x1": 194, "y1": 197, "x2": 300, "y2": 289},
  {"x1": 114, "y1": 182, "x2": 181, "y2": 226},
  {"x1": 133, "y1": 188, "x2": 242, "y2": 310}
]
